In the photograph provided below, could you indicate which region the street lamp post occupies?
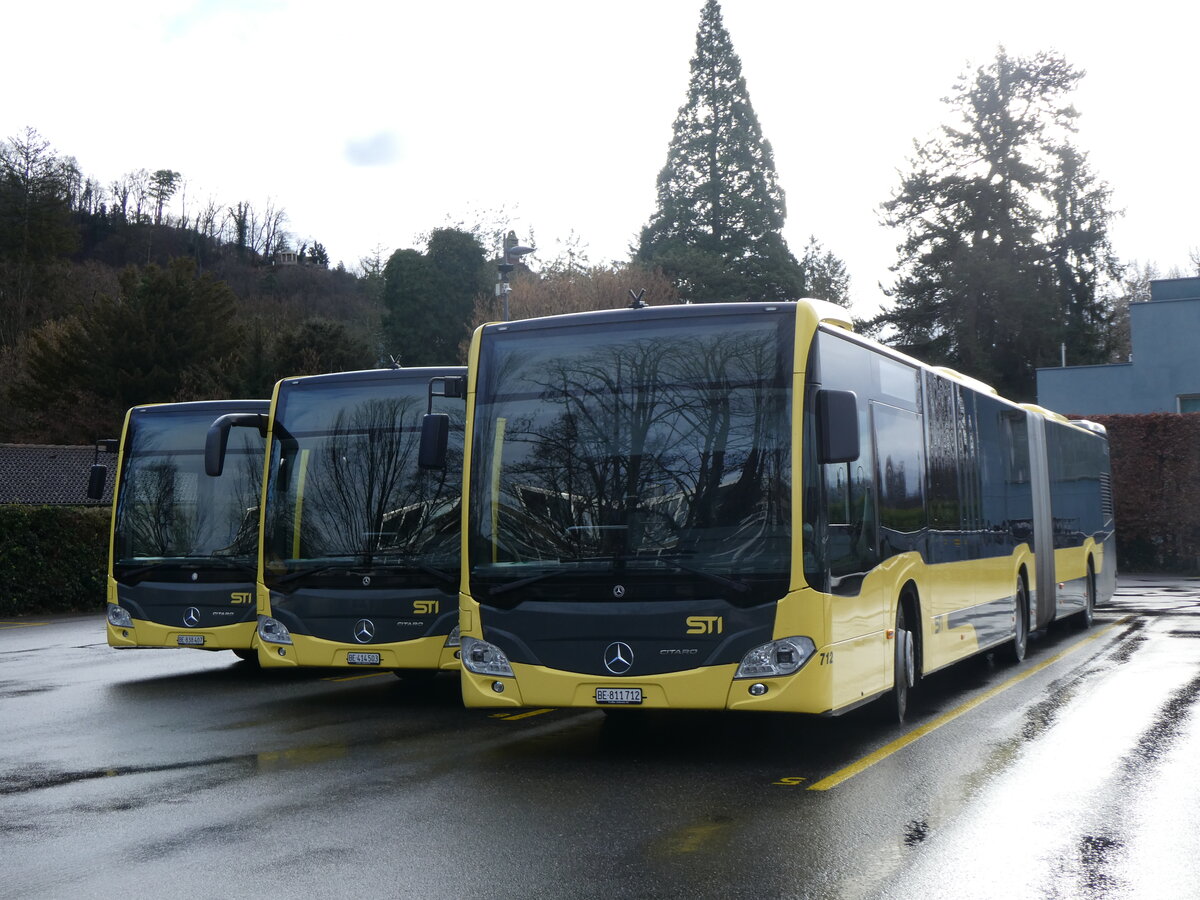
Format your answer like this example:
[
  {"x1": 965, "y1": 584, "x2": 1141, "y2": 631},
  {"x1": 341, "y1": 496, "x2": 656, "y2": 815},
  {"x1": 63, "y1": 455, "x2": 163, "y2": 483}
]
[{"x1": 497, "y1": 230, "x2": 534, "y2": 321}]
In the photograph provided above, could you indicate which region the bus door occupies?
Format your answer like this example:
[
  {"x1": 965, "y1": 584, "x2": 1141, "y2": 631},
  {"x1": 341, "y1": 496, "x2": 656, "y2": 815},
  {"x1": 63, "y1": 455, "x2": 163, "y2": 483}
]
[{"x1": 1025, "y1": 412, "x2": 1056, "y2": 629}]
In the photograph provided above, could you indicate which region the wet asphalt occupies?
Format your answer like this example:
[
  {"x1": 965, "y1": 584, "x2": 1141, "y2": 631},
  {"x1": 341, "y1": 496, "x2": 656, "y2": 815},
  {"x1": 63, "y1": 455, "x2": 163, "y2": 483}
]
[{"x1": 1, "y1": 575, "x2": 1197, "y2": 899}]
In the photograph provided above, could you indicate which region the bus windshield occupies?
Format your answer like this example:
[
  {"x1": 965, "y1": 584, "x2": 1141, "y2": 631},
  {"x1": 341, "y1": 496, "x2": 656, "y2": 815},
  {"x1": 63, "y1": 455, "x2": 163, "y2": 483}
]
[
  {"x1": 261, "y1": 375, "x2": 462, "y2": 591},
  {"x1": 469, "y1": 310, "x2": 794, "y2": 606},
  {"x1": 114, "y1": 408, "x2": 263, "y2": 574}
]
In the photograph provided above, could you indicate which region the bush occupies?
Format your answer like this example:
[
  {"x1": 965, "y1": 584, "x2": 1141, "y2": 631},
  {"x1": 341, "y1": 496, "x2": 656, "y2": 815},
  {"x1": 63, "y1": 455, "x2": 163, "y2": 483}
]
[{"x1": 0, "y1": 505, "x2": 109, "y2": 616}]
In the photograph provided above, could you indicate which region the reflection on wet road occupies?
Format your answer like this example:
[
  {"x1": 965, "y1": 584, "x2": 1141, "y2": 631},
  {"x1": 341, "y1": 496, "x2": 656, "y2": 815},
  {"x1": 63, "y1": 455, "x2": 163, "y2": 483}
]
[{"x1": 0, "y1": 576, "x2": 1197, "y2": 899}]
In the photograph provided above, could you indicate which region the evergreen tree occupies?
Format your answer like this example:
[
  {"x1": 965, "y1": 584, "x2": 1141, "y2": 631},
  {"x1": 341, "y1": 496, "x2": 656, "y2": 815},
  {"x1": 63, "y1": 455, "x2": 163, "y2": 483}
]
[
  {"x1": 11, "y1": 258, "x2": 243, "y2": 441},
  {"x1": 875, "y1": 49, "x2": 1119, "y2": 400},
  {"x1": 380, "y1": 228, "x2": 489, "y2": 366},
  {"x1": 799, "y1": 236, "x2": 851, "y2": 307},
  {"x1": 271, "y1": 317, "x2": 372, "y2": 378},
  {"x1": 637, "y1": 0, "x2": 804, "y2": 303}
]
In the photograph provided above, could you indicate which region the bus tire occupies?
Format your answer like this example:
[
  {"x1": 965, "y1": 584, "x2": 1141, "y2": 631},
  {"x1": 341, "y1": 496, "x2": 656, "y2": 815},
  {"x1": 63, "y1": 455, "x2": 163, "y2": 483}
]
[
  {"x1": 1076, "y1": 560, "x2": 1096, "y2": 630},
  {"x1": 887, "y1": 604, "x2": 915, "y2": 724},
  {"x1": 1007, "y1": 578, "x2": 1029, "y2": 663}
]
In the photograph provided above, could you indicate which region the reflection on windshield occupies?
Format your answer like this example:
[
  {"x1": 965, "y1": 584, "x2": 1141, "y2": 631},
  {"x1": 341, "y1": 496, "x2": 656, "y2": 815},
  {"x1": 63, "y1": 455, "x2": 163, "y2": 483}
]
[
  {"x1": 262, "y1": 380, "x2": 463, "y2": 587},
  {"x1": 470, "y1": 312, "x2": 793, "y2": 600},
  {"x1": 115, "y1": 412, "x2": 263, "y2": 565}
]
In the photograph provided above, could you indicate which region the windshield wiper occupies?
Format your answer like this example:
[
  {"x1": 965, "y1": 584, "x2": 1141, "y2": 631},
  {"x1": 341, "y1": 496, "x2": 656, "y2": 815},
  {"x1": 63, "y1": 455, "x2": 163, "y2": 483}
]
[
  {"x1": 270, "y1": 563, "x2": 350, "y2": 588},
  {"x1": 363, "y1": 555, "x2": 458, "y2": 586},
  {"x1": 588, "y1": 553, "x2": 751, "y2": 595},
  {"x1": 647, "y1": 556, "x2": 750, "y2": 595},
  {"x1": 486, "y1": 569, "x2": 562, "y2": 597},
  {"x1": 413, "y1": 562, "x2": 456, "y2": 586}
]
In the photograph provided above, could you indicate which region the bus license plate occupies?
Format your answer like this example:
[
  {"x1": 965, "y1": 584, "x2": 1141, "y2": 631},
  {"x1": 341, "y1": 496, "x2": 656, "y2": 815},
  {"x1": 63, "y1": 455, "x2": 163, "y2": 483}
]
[
  {"x1": 596, "y1": 688, "x2": 642, "y2": 705},
  {"x1": 347, "y1": 652, "x2": 381, "y2": 665},
  {"x1": 177, "y1": 635, "x2": 205, "y2": 646}
]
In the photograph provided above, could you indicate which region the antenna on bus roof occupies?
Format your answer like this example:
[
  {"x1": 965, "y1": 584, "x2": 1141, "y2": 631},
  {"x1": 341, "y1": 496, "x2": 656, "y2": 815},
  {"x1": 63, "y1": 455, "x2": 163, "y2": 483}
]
[
  {"x1": 388, "y1": 355, "x2": 403, "y2": 369},
  {"x1": 628, "y1": 289, "x2": 647, "y2": 309}
]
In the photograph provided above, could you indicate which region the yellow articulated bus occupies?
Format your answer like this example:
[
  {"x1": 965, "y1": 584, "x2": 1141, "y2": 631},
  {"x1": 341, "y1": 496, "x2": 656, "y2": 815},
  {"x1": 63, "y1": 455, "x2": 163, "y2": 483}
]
[
  {"x1": 420, "y1": 299, "x2": 1115, "y2": 720},
  {"x1": 97, "y1": 400, "x2": 269, "y2": 658},
  {"x1": 207, "y1": 367, "x2": 465, "y2": 676}
]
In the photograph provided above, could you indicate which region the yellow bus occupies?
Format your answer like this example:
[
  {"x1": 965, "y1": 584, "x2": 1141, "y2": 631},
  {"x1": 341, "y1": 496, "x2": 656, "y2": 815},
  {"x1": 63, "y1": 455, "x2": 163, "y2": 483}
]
[
  {"x1": 207, "y1": 367, "x2": 465, "y2": 676},
  {"x1": 99, "y1": 400, "x2": 268, "y2": 658},
  {"x1": 422, "y1": 299, "x2": 1115, "y2": 720}
]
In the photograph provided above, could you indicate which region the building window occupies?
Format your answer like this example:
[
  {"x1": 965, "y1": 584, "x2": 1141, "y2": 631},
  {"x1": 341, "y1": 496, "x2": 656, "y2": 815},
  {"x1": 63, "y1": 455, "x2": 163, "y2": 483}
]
[{"x1": 1178, "y1": 395, "x2": 1200, "y2": 413}]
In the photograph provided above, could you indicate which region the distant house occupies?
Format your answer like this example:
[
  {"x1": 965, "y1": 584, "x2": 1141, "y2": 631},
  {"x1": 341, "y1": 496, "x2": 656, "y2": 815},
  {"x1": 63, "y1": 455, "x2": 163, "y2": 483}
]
[
  {"x1": 0, "y1": 444, "x2": 114, "y2": 505},
  {"x1": 274, "y1": 250, "x2": 299, "y2": 266},
  {"x1": 1037, "y1": 276, "x2": 1200, "y2": 415}
]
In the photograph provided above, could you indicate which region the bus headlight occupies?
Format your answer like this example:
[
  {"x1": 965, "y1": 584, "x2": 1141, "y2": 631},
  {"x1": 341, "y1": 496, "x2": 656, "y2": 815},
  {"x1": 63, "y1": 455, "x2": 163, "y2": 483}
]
[
  {"x1": 444, "y1": 625, "x2": 461, "y2": 648},
  {"x1": 735, "y1": 636, "x2": 815, "y2": 679},
  {"x1": 107, "y1": 605, "x2": 133, "y2": 628},
  {"x1": 460, "y1": 636, "x2": 513, "y2": 677},
  {"x1": 257, "y1": 615, "x2": 293, "y2": 645}
]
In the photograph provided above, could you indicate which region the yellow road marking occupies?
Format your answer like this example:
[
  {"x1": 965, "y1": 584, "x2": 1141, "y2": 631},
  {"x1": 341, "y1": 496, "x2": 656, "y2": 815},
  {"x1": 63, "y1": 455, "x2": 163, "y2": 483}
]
[
  {"x1": 808, "y1": 617, "x2": 1129, "y2": 791},
  {"x1": 322, "y1": 671, "x2": 391, "y2": 682},
  {"x1": 0, "y1": 621, "x2": 50, "y2": 630},
  {"x1": 499, "y1": 708, "x2": 556, "y2": 720},
  {"x1": 664, "y1": 821, "x2": 728, "y2": 855}
]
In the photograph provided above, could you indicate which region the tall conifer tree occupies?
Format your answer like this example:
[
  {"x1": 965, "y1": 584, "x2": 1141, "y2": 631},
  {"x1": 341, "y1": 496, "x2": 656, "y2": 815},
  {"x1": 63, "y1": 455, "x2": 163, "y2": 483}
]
[
  {"x1": 637, "y1": 0, "x2": 804, "y2": 303},
  {"x1": 875, "y1": 49, "x2": 1119, "y2": 400}
]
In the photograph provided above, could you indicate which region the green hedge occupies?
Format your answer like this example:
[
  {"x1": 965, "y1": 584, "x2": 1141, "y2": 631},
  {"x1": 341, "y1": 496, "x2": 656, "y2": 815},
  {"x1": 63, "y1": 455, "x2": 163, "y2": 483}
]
[{"x1": 0, "y1": 505, "x2": 109, "y2": 616}]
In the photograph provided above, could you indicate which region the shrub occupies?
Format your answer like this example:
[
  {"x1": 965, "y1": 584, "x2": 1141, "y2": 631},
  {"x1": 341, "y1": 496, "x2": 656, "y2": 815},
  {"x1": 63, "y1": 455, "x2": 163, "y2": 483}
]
[{"x1": 0, "y1": 505, "x2": 108, "y2": 616}]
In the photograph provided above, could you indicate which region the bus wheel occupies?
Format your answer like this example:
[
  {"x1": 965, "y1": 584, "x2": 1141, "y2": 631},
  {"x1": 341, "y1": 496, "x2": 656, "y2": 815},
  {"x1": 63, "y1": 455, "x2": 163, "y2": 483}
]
[
  {"x1": 233, "y1": 648, "x2": 259, "y2": 665},
  {"x1": 1007, "y1": 579, "x2": 1029, "y2": 663},
  {"x1": 888, "y1": 605, "x2": 915, "y2": 724},
  {"x1": 1077, "y1": 561, "x2": 1096, "y2": 630}
]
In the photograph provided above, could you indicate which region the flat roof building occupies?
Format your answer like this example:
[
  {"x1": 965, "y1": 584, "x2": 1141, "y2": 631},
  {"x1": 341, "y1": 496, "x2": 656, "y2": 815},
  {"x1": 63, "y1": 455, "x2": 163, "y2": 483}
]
[{"x1": 1037, "y1": 276, "x2": 1200, "y2": 415}]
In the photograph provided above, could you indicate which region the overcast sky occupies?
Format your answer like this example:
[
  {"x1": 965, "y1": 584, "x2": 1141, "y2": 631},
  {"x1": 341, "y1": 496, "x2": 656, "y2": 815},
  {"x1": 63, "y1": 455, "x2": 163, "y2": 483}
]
[{"x1": 6, "y1": 0, "x2": 1197, "y2": 317}]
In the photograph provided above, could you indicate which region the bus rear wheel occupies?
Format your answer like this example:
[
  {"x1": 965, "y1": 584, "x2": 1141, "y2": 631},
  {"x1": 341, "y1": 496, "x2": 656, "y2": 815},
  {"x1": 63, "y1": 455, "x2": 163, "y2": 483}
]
[
  {"x1": 887, "y1": 604, "x2": 915, "y2": 724},
  {"x1": 1007, "y1": 579, "x2": 1029, "y2": 663},
  {"x1": 1077, "y1": 561, "x2": 1096, "y2": 630}
]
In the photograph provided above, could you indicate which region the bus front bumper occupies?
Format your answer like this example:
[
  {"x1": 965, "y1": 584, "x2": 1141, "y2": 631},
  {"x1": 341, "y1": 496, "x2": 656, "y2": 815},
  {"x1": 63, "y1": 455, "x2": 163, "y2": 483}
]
[
  {"x1": 106, "y1": 618, "x2": 256, "y2": 652},
  {"x1": 460, "y1": 657, "x2": 837, "y2": 714},
  {"x1": 258, "y1": 631, "x2": 461, "y2": 671}
]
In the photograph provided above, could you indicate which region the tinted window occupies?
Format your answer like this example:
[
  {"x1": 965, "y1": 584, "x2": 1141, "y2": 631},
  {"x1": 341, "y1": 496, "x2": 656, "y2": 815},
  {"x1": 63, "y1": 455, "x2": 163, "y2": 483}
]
[
  {"x1": 262, "y1": 374, "x2": 463, "y2": 582},
  {"x1": 115, "y1": 408, "x2": 264, "y2": 565},
  {"x1": 470, "y1": 312, "x2": 793, "y2": 605}
]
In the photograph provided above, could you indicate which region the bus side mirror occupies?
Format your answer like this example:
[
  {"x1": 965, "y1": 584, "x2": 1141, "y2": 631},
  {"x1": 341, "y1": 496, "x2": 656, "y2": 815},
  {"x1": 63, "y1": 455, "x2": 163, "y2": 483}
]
[
  {"x1": 419, "y1": 414, "x2": 450, "y2": 470},
  {"x1": 86, "y1": 438, "x2": 118, "y2": 500},
  {"x1": 86, "y1": 465, "x2": 107, "y2": 501},
  {"x1": 816, "y1": 389, "x2": 860, "y2": 464},
  {"x1": 205, "y1": 417, "x2": 232, "y2": 477},
  {"x1": 205, "y1": 413, "x2": 266, "y2": 477}
]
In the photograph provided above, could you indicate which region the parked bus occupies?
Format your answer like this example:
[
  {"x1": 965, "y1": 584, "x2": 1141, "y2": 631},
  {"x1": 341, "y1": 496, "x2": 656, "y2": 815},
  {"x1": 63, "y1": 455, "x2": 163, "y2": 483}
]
[
  {"x1": 97, "y1": 400, "x2": 269, "y2": 657},
  {"x1": 207, "y1": 367, "x2": 465, "y2": 674},
  {"x1": 422, "y1": 300, "x2": 1115, "y2": 720}
]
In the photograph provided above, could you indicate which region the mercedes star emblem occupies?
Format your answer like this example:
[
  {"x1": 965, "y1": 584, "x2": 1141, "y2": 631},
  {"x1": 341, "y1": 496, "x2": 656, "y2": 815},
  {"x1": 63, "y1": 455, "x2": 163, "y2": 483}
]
[
  {"x1": 183, "y1": 607, "x2": 200, "y2": 628},
  {"x1": 612, "y1": 584, "x2": 626, "y2": 598},
  {"x1": 362, "y1": 576, "x2": 371, "y2": 586},
  {"x1": 354, "y1": 618, "x2": 376, "y2": 643},
  {"x1": 603, "y1": 641, "x2": 634, "y2": 675}
]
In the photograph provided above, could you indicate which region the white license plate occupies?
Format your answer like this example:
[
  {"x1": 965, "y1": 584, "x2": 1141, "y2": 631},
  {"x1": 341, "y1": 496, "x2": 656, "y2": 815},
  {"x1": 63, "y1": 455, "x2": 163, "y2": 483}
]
[
  {"x1": 347, "y1": 652, "x2": 382, "y2": 665},
  {"x1": 596, "y1": 688, "x2": 643, "y2": 705},
  {"x1": 177, "y1": 635, "x2": 205, "y2": 646}
]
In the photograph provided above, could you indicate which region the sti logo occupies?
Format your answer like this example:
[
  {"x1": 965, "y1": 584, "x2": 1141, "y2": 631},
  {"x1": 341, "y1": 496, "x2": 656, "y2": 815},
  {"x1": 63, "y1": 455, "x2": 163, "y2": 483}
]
[
  {"x1": 230, "y1": 592, "x2": 253, "y2": 605},
  {"x1": 685, "y1": 616, "x2": 724, "y2": 635}
]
